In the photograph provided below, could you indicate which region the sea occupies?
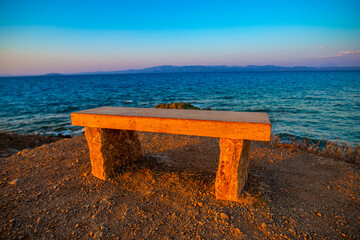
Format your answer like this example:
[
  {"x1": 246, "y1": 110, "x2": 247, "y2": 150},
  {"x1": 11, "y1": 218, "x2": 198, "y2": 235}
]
[{"x1": 0, "y1": 71, "x2": 359, "y2": 145}]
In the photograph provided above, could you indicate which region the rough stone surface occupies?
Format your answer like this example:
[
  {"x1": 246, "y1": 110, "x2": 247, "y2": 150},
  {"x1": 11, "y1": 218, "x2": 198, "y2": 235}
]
[
  {"x1": 84, "y1": 127, "x2": 142, "y2": 180},
  {"x1": 215, "y1": 138, "x2": 251, "y2": 201}
]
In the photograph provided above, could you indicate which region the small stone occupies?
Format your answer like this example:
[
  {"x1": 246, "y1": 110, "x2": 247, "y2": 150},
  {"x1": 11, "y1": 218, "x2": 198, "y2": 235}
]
[
  {"x1": 10, "y1": 179, "x2": 22, "y2": 185},
  {"x1": 316, "y1": 212, "x2": 322, "y2": 217},
  {"x1": 94, "y1": 231, "x2": 103, "y2": 238},
  {"x1": 9, "y1": 219, "x2": 15, "y2": 223},
  {"x1": 220, "y1": 213, "x2": 229, "y2": 220}
]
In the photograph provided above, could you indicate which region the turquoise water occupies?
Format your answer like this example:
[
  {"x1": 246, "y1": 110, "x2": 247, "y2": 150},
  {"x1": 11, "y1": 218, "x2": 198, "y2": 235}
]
[{"x1": 0, "y1": 71, "x2": 359, "y2": 145}]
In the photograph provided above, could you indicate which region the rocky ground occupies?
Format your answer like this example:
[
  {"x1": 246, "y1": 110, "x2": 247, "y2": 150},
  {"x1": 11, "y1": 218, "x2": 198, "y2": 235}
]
[
  {"x1": 0, "y1": 132, "x2": 65, "y2": 158},
  {"x1": 0, "y1": 132, "x2": 359, "y2": 239}
]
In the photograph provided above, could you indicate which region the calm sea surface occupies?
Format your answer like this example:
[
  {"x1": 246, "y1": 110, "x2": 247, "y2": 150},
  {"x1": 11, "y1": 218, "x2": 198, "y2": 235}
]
[{"x1": 0, "y1": 72, "x2": 359, "y2": 145}]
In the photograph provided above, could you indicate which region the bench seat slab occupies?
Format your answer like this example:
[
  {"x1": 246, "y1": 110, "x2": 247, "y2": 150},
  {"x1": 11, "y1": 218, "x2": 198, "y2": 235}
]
[
  {"x1": 85, "y1": 127, "x2": 143, "y2": 180},
  {"x1": 215, "y1": 138, "x2": 251, "y2": 201}
]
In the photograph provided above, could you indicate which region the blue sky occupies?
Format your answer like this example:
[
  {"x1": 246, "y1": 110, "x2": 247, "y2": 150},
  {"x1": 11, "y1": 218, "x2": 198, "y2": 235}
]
[{"x1": 0, "y1": 0, "x2": 360, "y2": 75}]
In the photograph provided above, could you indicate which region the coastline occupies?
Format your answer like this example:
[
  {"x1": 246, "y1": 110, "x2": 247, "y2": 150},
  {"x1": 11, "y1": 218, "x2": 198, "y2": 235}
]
[
  {"x1": 0, "y1": 132, "x2": 65, "y2": 158},
  {"x1": 1, "y1": 132, "x2": 359, "y2": 239},
  {"x1": 2, "y1": 71, "x2": 360, "y2": 146}
]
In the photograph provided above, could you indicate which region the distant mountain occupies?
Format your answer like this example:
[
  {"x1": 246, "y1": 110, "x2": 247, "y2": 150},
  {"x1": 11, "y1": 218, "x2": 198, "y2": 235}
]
[
  {"x1": 43, "y1": 73, "x2": 63, "y2": 76},
  {"x1": 74, "y1": 65, "x2": 360, "y2": 75}
]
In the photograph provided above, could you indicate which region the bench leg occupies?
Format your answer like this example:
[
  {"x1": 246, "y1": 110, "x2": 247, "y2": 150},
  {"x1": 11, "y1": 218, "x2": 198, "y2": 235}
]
[
  {"x1": 84, "y1": 127, "x2": 143, "y2": 180},
  {"x1": 215, "y1": 138, "x2": 251, "y2": 201}
]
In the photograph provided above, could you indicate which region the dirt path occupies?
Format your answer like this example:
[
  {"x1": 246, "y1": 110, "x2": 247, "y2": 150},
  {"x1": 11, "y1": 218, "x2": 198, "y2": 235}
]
[{"x1": 1, "y1": 133, "x2": 359, "y2": 239}]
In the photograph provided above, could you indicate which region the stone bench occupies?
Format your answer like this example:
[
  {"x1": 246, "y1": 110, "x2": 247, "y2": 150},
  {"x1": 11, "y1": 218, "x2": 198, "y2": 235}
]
[{"x1": 71, "y1": 106, "x2": 271, "y2": 201}]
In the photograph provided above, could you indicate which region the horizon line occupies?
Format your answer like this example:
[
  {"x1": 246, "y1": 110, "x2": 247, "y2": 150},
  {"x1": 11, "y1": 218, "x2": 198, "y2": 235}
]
[{"x1": 1, "y1": 64, "x2": 360, "y2": 77}]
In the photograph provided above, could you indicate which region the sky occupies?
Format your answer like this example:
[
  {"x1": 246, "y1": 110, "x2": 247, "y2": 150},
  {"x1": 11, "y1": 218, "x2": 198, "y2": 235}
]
[{"x1": 0, "y1": 0, "x2": 360, "y2": 75}]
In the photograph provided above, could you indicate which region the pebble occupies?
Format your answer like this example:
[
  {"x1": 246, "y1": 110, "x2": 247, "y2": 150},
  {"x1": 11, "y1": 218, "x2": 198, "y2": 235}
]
[
  {"x1": 100, "y1": 223, "x2": 108, "y2": 230},
  {"x1": 220, "y1": 213, "x2": 229, "y2": 220},
  {"x1": 94, "y1": 231, "x2": 103, "y2": 238},
  {"x1": 10, "y1": 179, "x2": 23, "y2": 185}
]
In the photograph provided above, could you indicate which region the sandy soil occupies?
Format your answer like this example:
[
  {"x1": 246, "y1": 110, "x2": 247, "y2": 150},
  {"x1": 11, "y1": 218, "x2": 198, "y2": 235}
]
[{"x1": 0, "y1": 132, "x2": 359, "y2": 239}]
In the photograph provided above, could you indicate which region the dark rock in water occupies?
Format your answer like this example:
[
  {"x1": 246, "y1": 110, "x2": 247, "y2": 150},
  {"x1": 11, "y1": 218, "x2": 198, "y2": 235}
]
[{"x1": 155, "y1": 102, "x2": 211, "y2": 110}]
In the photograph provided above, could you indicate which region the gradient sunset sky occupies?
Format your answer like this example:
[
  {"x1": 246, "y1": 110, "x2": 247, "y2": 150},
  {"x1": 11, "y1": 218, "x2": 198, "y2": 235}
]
[{"x1": 0, "y1": 0, "x2": 360, "y2": 75}]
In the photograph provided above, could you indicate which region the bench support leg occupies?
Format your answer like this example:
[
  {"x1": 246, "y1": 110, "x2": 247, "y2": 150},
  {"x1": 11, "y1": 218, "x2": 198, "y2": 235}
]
[
  {"x1": 215, "y1": 138, "x2": 251, "y2": 201},
  {"x1": 84, "y1": 127, "x2": 143, "y2": 180}
]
